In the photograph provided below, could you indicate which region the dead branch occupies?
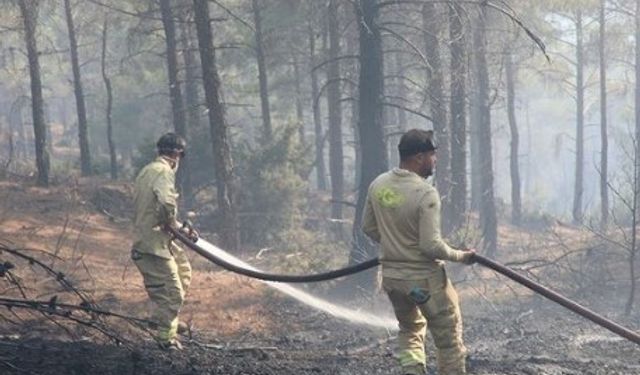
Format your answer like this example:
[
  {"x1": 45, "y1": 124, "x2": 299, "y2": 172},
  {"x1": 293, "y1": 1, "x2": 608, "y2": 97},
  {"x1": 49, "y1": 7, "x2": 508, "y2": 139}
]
[{"x1": 0, "y1": 244, "x2": 95, "y2": 308}]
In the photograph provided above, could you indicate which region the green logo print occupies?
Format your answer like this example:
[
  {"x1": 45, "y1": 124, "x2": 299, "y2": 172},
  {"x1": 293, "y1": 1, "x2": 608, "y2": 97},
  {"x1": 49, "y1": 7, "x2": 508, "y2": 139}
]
[{"x1": 375, "y1": 187, "x2": 404, "y2": 208}]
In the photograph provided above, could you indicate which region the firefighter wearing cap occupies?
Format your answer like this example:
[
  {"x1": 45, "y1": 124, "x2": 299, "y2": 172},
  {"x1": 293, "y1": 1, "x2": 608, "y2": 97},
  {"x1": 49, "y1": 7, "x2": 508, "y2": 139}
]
[
  {"x1": 362, "y1": 129, "x2": 475, "y2": 375},
  {"x1": 131, "y1": 132, "x2": 192, "y2": 350}
]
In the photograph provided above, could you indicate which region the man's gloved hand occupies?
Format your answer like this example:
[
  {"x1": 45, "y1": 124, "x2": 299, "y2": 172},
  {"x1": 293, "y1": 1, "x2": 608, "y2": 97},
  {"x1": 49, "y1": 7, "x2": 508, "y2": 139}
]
[
  {"x1": 460, "y1": 249, "x2": 476, "y2": 265},
  {"x1": 179, "y1": 220, "x2": 199, "y2": 243}
]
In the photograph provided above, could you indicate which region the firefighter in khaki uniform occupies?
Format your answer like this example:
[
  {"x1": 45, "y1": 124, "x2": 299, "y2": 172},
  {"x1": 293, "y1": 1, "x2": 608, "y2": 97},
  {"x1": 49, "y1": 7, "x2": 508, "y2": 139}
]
[
  {"x1": 362, "y1": 129, "x2": 475, "y2": 375},
  {"x1": 132, "y1": 133, "x2": 194, "y2": 350}
]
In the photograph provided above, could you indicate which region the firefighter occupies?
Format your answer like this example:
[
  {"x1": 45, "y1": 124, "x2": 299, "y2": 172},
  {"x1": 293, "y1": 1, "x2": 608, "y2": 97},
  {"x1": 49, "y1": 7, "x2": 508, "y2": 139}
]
[
  {"x1": 131, "y1": 132, "x2": 193, "y2": 350},
  {"x1": 362, "y1": 128, "x2": 475, "y2": 375}
]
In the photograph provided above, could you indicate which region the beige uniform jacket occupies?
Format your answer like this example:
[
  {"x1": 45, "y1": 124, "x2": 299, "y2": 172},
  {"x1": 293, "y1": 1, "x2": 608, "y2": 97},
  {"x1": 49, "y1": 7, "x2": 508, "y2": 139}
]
[
  {"x1": 133, "y1": 157, "x2": 179, "y2": 259},
  {"x1": 362, "y1": 168, "x2": 466, "y2": 280}
]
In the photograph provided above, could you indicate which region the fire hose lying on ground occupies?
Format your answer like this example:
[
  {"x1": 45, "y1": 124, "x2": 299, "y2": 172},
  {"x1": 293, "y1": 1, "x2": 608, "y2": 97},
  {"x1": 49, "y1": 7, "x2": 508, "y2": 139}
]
[{"x1": 167, "y1": 225, "x2": 640, "y2": 346}]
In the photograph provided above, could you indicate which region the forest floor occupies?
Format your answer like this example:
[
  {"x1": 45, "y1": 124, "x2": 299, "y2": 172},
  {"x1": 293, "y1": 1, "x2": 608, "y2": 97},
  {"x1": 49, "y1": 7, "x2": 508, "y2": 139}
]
[{"x1": 0, "y1": 178, "x2": 639, "y2": 374}]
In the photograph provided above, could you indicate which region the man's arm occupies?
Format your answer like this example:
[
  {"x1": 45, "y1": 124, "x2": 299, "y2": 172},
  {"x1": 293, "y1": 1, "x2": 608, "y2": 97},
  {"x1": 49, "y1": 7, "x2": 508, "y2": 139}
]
[
  {"x1": 418, "y1": 189, "x2": 470, "y2": 262},
  {"x1": 362, "y1": 191, "x2": 381, "y2": 243}
]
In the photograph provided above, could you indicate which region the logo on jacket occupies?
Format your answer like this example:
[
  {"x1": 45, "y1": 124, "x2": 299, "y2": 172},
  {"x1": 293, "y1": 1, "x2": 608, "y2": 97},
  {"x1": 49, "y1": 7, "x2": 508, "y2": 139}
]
[{"x1": 375, "y1": 187, "x2": 405, "y2": 208}]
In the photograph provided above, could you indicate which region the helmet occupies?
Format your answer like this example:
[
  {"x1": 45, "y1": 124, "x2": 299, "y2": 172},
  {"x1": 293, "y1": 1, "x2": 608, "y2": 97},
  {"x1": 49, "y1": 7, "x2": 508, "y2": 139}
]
[{"x1": 156, "y1": 132, "x2": 186, "y2": 157}]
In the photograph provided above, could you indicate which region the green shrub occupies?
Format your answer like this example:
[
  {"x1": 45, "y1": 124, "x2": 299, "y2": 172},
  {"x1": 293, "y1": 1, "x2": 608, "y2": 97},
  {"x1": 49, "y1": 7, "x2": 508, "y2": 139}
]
[{"x1": 235, "y1": 125, "x2": 311, "y2": 245}]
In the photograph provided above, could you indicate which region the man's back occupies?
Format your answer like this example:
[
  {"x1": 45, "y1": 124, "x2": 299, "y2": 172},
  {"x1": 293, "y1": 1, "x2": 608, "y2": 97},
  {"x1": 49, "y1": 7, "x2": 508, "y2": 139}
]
[
  {"x1": 363, "y1": 168, "x2": 464, "y2": 280},
  {"x1": 133, "y1": 157, "x2": 177, "y2": 258}
]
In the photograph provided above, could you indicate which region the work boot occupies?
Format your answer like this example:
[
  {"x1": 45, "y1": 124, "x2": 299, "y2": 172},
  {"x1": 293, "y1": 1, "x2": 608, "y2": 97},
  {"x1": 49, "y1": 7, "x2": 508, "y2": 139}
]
[
  {"x1": 158, "y1": 338, "x2": 183, "y2": 351},
  {"x1": 177, "y1": 321, "x2": 190, "y2": 335}
]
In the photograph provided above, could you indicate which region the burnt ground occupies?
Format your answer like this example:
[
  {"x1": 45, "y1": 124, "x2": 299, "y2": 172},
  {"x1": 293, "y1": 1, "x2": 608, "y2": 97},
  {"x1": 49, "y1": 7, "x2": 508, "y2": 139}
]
[
  {"x1": 0, "y1": 180, "x2": 639, "y2": 374},
  {"x1": 2, "y1": 284, "x2": 640, "y2": 375},
  {"x1": 1, "y1": 295, "x2": 640, "y2": 375}
]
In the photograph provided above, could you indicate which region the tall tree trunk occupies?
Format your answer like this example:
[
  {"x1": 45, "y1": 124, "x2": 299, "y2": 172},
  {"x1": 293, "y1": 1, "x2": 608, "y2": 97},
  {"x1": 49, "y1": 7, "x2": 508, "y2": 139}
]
[
  {"x1": 252, "y1": 0, "x2": 272, "y2": 141},
  {"x1": 387, "y1": 52, "x2": 404, "y2": 168},
  {"x1": 7, "y1": 103, "x2": 16, "y2": 169},
  {"x1": 19, "y1": 0, "x2": 49, "y2": 187},
  {"x1": 449, "y1": 2, "x2": 466, "y2": 230},
  {"x1": 423, "y1": 3, "x2": 451, "y2": 229},
  {"x1": 61, "y1": 97, "x2": 68, "y2": 134},
  {"x1": 64, "y1": 0, "x2": 91, "y2": 176},
  {"x1": 181, "y1": 16, "x2": 201, "y2": 133},
  {"x1": 473, "y1": 6, "x2": 497, "y2": 256},
  {"x1": 629, "y1": 0, "x2": 640, "y2": 315},
  {"x1": 193, "y1": 0, "x2": 240, "y2": 250},
  {"x1": 469, "y1": 69, "x2": 482, "y2": 212},
  {"x1": 293, "y1": 53, "x2": 305, "y2": 144},
  {"x1": 160, "y1": 0, "x2": 193, "y2": 207},
  {"x1": 328, "y1": 0, "x2": 344, "y2": 222},
  {"x1": 573, "y1": 10, "x2": 585, "y2": 225},
  {"x1": 626, "y1": 121, "x2": 638, "y2": 315},
  {"x1": 17, "y1": 103, "x2": 27, "y2": 159},
  {"x1": 396, "y1": 53, "x2": 407, "y2": 130},
  {"x1": 344, "y1": 14, "x2": 361, "y2": 192},
  {"x1": 505, "y1": 51, "x2": 521, "y2": 225},
  {"x1": 352, "y1": 0, "x2": 387, "y2": 262},
  {"x1": 309, "y1": 22, "x2": 327, "y2": 190},
  {"x1": 101, "y1": 17, "x2": 117, "y2": 180},
  {"x1": 10, "y1": 101, "x2": 25, "y2": 160},
  {"x1": 469, "y1": 12, "x2": 481, "y2": 212},
  {"x1": 599, "y1": 0, "x2": 609, "y2": 228}
]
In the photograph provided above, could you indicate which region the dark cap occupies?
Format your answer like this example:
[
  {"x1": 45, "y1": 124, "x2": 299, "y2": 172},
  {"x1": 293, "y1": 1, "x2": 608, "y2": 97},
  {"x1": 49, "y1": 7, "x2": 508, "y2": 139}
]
[
  {"x1": 398, "y1": 129, "x2": 437, "y2": 160},
  {"x1": 157, "y1": 132, "x2": 186, "y2": 156}
]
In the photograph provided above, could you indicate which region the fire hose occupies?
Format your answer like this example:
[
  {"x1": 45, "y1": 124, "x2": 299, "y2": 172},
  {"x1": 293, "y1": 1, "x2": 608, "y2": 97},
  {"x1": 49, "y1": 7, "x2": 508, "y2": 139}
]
[{"x1": 167, "y1": 226, "x2": 640, "y2": 346}]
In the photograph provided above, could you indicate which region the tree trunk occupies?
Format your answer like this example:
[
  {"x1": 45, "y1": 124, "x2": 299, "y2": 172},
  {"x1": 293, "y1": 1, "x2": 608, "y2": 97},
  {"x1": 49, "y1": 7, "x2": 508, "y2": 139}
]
[
  {"x1": 573, "y1": 10, "x2": 584, "y2": 225},
  {"x1": 17, "y1": 103, "x2": 27, "y2": 159},
  {"x1": 473, "y1": 6, "x2": 497, "y2": 256},
  {"x1": 181, "y1": 16, "x2": 201, "y2": 133},
  {"x1": 599, "y1": 0, "x2": 609, "y2": 228},
  {"x1": 160, "y1": 0, "x2": 193, "y2": 207},
  {"x1": 19, "y1": 0, "x2": 49, "y2": 187},
  {"x1": 469, "y1": 68, "x2": 482, "y2": 212},
  {"x1": 505, "y1": 51, "x2": 521, "y2": 225},
  {"x1": 101, "y1": 17, "x2": 117, "y2": 180},
  {"x1": 64, "y1": 0, "x2": 91, "y2": 176},
  {"x1": 626, "y1": 120, "x2": 638, "y2": 315},
  {"x1": 352, "y1": 0, "x2": 387, "y2": 261},
  {"x1": 469, "y1": 11, "x2": 481, "y2": 213},
  {"x1": 422, "y1": 3, "x2": 451, "y2": 229},
  {"x1": 10, "y1": 101, "x2": 26, "y2": 160},
  {"x1": 293, "y1": 53, "x2": 305, "y2": 144},
  {"x1": 396, "y1": 54, "x2": 407, "y2": 130},
  {"x1": 448, "y1": 2, "x2": 466, "y2": 230},
  {"x1": 7, "y1": 104, "x2": 16, "y2": 169},
  {"x1": 309, "y1": 22, "x2": 327, "y2": 191},
  {"x1": 629, "y1": 0, "x2": 640, "y2": 315},
  {"x1": 387, "y1": 52, "x2": 404, "y2": 168},
  {"x1": 193, "y1": 0, "x2": 240, "y2": 250},
  {"x1": 252, "y1": 0, "x2": 272, "y2": 141},
  {"x1": 328, "y1": 0, "x2": 344, "y2": 223}
]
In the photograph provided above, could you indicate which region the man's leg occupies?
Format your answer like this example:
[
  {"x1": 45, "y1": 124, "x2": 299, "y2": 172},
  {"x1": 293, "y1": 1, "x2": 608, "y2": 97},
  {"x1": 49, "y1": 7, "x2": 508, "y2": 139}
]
[
  {"x1": 170, "y1": 244, "x2": 192, "y2": 335},
  {"x1": 421, "y1": 270, "x2": 466, "y2": 375},
  {"x1": 132, "y1": 250, "x2": 185, "y2": 345},
  {"x1": 171, "y1": 244, "x2": 192, "y2": 296},
  {"x1": 383, "y1": 278, "x2": 428, "y2": 375}
]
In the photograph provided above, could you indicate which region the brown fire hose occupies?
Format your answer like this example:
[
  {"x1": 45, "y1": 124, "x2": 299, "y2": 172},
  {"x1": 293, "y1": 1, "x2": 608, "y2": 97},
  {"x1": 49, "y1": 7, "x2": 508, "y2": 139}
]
[{"x1": 472, "y1": 254, "x2": 640, "y2": 346}]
